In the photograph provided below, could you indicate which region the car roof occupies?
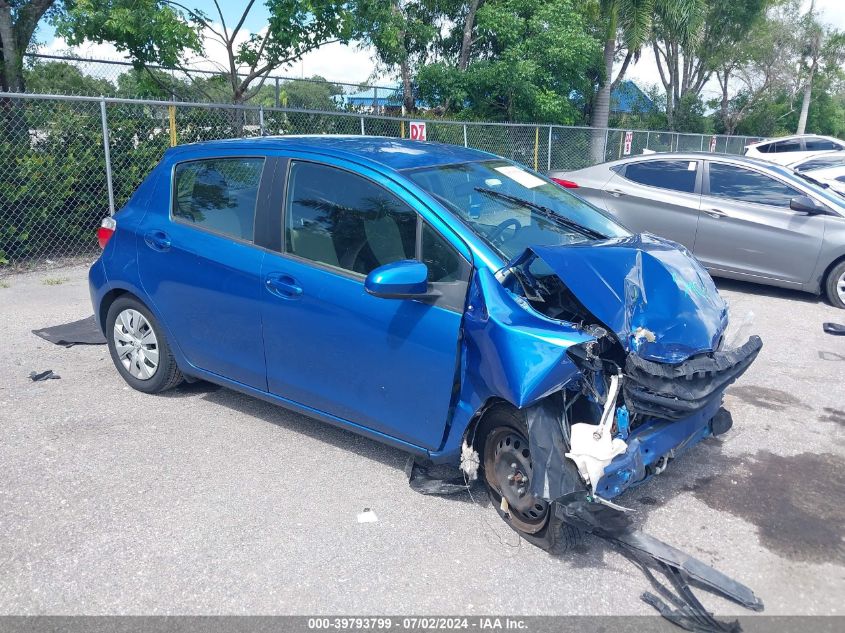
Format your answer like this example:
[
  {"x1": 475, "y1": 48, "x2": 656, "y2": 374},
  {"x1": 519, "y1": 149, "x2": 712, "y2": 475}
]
[
  {"x1": 163, "y1": 135, "x2": 497, "y2": 171},
  {"x1": 749, "y1": 134, "x2": 840, "y2": 147},
  {"x1": 597, "y1": 152, "x2": 780, "y2": 169}
]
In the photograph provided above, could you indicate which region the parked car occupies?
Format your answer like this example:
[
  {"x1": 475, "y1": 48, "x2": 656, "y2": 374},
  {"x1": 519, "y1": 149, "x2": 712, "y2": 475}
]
[
  {"x1": 786, "y1": 151, "x2": 845, "y2": 173},
  {"x1": 744, "y1": 134, "x2": 845, "y2": 165},
  {"x1": 91, "y1": 137, "x2": 760, "y2": 552},
  {"x1": 549, "y1": 153, "x2": 845, "y2": 308}
]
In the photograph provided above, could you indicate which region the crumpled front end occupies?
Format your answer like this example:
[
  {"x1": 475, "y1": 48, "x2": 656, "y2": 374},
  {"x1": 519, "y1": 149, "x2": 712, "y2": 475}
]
[{"x1": 462, "y1": 234, "x2": 761, "y2": 502}]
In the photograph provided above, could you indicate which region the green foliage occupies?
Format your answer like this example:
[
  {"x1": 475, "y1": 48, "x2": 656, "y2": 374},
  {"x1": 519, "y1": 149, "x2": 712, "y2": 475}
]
[
  {"x1": 56, "y1": 0, "x2": 202, "y2": 68},
  {"x1": 24, "y1": 61, "x2": 113, "y2": 96},
  {"x1": 672, "y1": 93, "x2": 711, "y2": 133},
  {"x1": 417, "y1": 0, "x2": 601, "y2": 123},
  {"x1": 56, "y1": 1, "x2": 352, "y2": 103}
]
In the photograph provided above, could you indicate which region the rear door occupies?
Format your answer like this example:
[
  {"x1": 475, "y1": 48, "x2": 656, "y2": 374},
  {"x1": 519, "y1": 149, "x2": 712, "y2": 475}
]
[
  {"x1": 137, "y1": 153, "x2": 274, "y2": 389},
  {"x1": 694, "y1": 161, "x2": 825, "y2": 284},
  {"x1": 259, "y1": 157, "x2": 471, "y2": 450},
  {"x1": 601, "y1": 158, "x2": 702, "y2": 249}
]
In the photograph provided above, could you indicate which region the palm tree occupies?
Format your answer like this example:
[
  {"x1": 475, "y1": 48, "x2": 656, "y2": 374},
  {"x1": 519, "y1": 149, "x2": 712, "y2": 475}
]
[{"x1": 590, "y1": 0, "x2": 703, "y2": 163}]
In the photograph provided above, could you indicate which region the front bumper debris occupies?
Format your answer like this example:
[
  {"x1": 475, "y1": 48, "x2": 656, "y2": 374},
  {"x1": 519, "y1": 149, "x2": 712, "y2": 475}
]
[{"x1": 624, "y1": 335, "x2": 763, "y2": 420}]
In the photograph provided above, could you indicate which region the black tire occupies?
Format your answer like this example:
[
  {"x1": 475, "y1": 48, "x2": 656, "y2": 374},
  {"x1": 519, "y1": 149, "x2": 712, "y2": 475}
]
[
  {"x1": 477, "y1": 406, "x2": 581, "y2": 555},
  {"x1": 106, "y1": 296, "x2": 183, "y2": 394},
  {"x1": 824, "y1": 260, "x2": 845, "y2": 309}
]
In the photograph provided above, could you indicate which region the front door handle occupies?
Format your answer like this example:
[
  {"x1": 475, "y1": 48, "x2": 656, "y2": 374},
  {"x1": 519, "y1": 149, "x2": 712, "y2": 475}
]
[
  {"x1": 704, "y1": 208, "x2": 727, "y2": 219},
  {"x1": 144, "y1": 230, "x2": 171, "y2": 251},
  {"x1": 265, "y1": 274, "x2": 303, "y2": 299}
]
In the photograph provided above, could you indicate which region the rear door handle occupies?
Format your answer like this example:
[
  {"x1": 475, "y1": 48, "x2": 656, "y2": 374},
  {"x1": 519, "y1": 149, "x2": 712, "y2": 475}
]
[
  {"x1": 144, "y1": 230, "x2": 171, "y2": 251},
  {"x1": 265, "y1": 273, "x2": 303, "y2": 299},
  {"x1": 608, "y1": 189, "x2": 625, "y2": 197},
  {"x1": 704, "y1": 208, "x2": 727, "y2": 219}
]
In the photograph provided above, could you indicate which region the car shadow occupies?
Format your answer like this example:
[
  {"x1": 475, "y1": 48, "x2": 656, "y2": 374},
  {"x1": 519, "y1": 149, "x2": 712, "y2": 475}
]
[
  {"x1": 175, "y1": 380, "x2": 486, "y2": 505},
  {"x1": 713, "y1": 277, "x2": 827, "y2": 305}
]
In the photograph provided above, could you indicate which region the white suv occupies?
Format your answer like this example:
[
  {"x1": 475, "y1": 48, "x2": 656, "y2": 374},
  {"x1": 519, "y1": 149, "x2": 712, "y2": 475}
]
[{"x1": 745, "y1": 134, "x2": 845, "y2": 165}]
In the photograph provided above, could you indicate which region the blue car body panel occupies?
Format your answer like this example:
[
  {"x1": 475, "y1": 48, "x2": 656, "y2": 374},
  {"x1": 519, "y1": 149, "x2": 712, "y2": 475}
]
[
  {"x1": 90, "y1": 136, "x2": 757, "y2": 501},
  {"x1": 528, "y1": 234, "x2": 729, "y2": 363}
]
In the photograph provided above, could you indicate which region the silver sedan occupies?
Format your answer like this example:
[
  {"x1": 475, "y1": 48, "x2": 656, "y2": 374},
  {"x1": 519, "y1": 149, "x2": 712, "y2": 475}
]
[{"x1": 550, "y1": 153, "x2": 845, "y2": 308}]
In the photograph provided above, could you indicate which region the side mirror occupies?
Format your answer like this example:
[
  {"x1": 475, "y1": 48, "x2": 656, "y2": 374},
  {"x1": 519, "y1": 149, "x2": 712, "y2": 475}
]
[
  {"x1": 790, "y1": 195, "x2": 827, "y2": 215},
  {"x1": 365, "y1": 260, "x2": 431, "y2": 299}
]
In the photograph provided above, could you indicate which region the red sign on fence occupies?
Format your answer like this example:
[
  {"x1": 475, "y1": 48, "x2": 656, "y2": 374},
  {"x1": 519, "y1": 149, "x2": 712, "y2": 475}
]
[
  {"x1": 409, "y1": 121, "x2": 427, "y2": 141},
  {"x1": 623, "y1": 130, "x2": 633, "y2": 155}
]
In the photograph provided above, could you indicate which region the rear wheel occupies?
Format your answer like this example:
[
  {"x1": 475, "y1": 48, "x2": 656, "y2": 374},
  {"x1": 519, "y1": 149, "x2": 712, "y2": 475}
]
[
  {"x1": 478, "y1": 407, "x2": 581, "y2": 554},
  {"x1": 106, "y1": 296, "x2": 183, "y2": 393},
  {"x1": 824, "y1": 260, "x2": 845, "y2": 309}
]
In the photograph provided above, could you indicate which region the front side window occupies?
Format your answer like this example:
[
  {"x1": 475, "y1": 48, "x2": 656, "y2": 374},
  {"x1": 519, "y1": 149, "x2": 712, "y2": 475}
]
[
  {"x1": 804, "y1": 138, "x2": 842, "y2": 151},
  {"x1": 708, "y1": 163, "x2": 800, "y2": 207},
  {"x1": 285, "y1": 162, "x2": 417, "y2": 275},
  {"x1": 173, "y1": 157, "x2": 264, "y2": 241},
  {"x1": 404, "y1": 160, "x2": 628, "y2": 261},
  {"x1": 623, "y1": 160, "x2": 698, "y2": 193}
]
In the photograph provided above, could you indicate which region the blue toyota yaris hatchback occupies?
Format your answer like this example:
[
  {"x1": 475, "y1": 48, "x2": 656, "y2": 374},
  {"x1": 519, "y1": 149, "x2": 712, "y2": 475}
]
[{"x1": 91, "y1": 136, "x2": 760, "y2": 552}]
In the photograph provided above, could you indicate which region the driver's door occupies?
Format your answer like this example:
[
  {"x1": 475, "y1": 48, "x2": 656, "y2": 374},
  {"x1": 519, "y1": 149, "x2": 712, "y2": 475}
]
[{"x1": 260, "y1": 158, "x2": 471, "y2": 450}]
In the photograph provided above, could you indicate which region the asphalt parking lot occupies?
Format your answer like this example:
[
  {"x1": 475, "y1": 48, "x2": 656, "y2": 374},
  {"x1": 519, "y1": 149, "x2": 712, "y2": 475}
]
[{"x1": 1, "y1": 263, "x2": 843, "y2": 617}]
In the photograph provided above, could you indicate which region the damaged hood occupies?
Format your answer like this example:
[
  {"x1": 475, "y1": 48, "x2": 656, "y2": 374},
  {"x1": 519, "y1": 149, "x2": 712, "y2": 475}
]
[{"x1": 528, "y1": 234, "x2": 728, "y2": 363}]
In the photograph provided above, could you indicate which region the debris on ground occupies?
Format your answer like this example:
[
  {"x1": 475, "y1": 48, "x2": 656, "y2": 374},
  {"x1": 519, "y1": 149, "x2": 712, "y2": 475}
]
[
  {"x1": 29, "y1": 370, "x2": 60, "y2": 381},
  {"x1": 823, "y1": 322, "x2": 845, "y2": 336},
  {"x1": 32, "y1": 315, "x2": 106, "y2": 347},
  {"x1": 406, "y1": 456, "x2": 470, "y2": 495},
  {"x1": 357, "y1": 508, "x2": 378, "y2": 523}
]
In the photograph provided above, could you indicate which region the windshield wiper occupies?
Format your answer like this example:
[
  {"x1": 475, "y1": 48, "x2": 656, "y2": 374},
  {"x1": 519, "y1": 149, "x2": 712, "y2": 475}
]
[
  {"x1": 474, "y1": 187, "x2": 605, "y2": 240},
  {"x1": 794, "y1": 170, "x2": 830, "y2": 189}
]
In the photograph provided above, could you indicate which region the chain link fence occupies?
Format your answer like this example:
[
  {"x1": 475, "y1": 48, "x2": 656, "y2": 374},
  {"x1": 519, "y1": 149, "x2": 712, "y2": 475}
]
[
  {"x1": 0, "y1": 92, "x2": 759, "y2": 269},
  {"x1": 23, "y1": 53, "x2": 402, "y2": 112}
]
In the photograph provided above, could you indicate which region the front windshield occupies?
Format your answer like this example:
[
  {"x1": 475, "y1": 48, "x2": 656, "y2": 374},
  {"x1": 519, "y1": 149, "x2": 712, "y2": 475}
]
[{"x1": 403, "y1": 159, "x2": 629, "y2": 260}]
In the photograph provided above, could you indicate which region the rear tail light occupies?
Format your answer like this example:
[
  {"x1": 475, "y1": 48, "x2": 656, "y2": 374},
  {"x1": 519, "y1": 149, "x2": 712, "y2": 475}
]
[
  {"x1": 551, "y1": 177, "x2": 579, "y2": 189},
  {"x1": 97, "y1": 216, "x2": 116, "y2": 249}
]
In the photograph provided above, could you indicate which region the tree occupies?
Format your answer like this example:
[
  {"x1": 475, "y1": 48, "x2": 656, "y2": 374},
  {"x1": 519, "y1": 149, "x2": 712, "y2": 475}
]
[
  {"x1": 794, "y1": 0, "x2": 845, "y2": 134},
  {"x1": 353, "y1": 1, "x2": 446, "y2": 113},
  {"x1": 651, "y1": 0, "x2": 768, "y2": 130},
  {"x1": 56, "y1": 1, "x2": 352, "y2": 104},
  {"x1": 712, "y1": 2, "x2": 797, "y2": 135},
  {"x1": 0, "y1": 0, "x2": 59, "y2": 92},
  {"x1": 416, "y1": 0, "x2": 599, "y2": 124},
  {"x1": 24, "y1": 59, "x2": 113, "y2": 95},
  {"x1": 590, "y1": 0, "x2": 656, "y2": 161}
]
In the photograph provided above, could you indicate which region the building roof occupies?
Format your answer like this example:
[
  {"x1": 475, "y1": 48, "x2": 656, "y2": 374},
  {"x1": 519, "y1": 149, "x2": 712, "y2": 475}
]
[{"x1": 611, "y1": 80, "x2": 655, "y2": 114}]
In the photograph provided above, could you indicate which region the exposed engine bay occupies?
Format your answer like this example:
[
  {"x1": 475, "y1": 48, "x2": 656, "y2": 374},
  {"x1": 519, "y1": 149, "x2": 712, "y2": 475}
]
[{"x1": 499, "y1": 236, "x2": 762, "y2": 500}]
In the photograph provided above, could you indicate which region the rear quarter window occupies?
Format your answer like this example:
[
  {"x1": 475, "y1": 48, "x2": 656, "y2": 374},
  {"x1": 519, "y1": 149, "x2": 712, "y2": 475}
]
[{"x1": 172, "y1": 157, "x2": 265, "y2": 242}]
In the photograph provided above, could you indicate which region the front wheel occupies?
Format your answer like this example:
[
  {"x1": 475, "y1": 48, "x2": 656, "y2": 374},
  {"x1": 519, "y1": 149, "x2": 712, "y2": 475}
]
[
  {"x1": 824, "y1": 260, "x2": 845, "y2": 309},
  {"x1": 106, "y1": 296, "x2": 183, "y2": 393},
  {"x1": 478, "y1": 407, "x2": 581, "y2": 554}
]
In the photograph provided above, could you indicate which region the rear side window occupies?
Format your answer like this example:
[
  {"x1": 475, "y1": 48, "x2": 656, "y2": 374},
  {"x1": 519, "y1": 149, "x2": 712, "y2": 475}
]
[
  {"x1": 285, "y1": 161, "x2": 417, "y2": 275},
  {"x1": 173, "y1": 158, "x2": 264, "y2": 241},
  {"x1": 623, "y1": 160, "x2": 698, "y2": 193},
  {"x1": 755, "y1": 143, "x2": 773, "y2": 154},
  {"x1": 708, "y1": 163, "x2": 800, "y2": 207},
  {"x1": 805, "y1": 138, "x2": 842, "y2": 151}
]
